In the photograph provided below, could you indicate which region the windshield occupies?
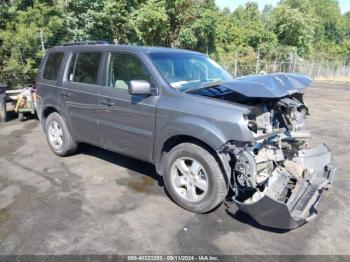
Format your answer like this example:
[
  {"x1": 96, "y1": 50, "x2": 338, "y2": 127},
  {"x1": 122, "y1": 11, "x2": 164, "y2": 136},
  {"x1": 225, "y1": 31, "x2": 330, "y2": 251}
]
[{"x1": 149, "y1": 52, "x2": 232, "y2": 92}]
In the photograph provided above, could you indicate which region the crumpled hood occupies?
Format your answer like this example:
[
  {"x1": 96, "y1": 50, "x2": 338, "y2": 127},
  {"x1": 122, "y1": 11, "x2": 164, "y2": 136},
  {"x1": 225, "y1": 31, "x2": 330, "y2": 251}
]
[{"x1": 216, "y1": 73, "x2": 312, "y2": 98}]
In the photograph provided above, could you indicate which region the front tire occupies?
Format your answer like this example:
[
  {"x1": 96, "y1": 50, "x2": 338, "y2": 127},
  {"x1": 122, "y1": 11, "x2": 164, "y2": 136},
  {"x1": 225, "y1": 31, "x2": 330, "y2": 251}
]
[
  {"x1": 163, "y1": 143, "x2": 228, "y2": 213},
  {"x1": 45, "y1": 112, "x2": 78, "y2": 156}
]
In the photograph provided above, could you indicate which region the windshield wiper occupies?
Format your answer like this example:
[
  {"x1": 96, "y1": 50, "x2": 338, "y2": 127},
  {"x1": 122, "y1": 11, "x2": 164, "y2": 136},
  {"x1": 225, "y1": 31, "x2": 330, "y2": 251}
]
[{"x1": 184, "y1": 80, "x2": 225, "y2": 93}]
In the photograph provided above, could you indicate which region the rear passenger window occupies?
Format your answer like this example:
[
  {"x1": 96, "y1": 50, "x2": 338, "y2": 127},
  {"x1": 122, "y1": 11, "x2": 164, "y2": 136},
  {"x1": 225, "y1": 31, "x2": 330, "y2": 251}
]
[
  {"x1": 43, "y1": 52, "x2": 64, "y2": 80},
  {"x1": 68, "y1": 52, "x2": 102, "y2": 84}
]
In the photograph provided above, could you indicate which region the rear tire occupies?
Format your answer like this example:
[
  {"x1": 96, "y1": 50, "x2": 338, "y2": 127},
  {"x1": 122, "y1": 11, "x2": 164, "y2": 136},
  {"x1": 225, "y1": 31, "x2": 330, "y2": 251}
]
[
  {"x1": 0, "y1": 96, "x2": 7, "y2": 122},
  {"x1": 18, "y1": 112, "x2": 24, "y2": 121},
  {"x1": 163, "y1": 143, "x2": 228, "y2": 213},
  {"x1": 45, "y1": 112, "x2": 78, "y2": 156}
]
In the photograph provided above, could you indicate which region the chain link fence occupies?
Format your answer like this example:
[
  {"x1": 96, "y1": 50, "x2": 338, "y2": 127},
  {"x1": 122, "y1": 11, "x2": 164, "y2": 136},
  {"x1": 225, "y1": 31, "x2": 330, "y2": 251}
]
[{"x1": 222, "y1": 52, "x2": 350, "y2": 81}]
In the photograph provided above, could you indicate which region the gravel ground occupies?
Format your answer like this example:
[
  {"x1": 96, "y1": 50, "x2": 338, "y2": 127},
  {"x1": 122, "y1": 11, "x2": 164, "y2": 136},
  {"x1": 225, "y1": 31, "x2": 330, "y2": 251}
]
[{"x1": 0, "y1": 81, "x2": 349, "y2": 255}]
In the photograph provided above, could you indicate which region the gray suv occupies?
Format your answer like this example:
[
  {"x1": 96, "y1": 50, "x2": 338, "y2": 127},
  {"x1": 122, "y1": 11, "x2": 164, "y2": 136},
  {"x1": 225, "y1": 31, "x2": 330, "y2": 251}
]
[{"x1": 36, "y1": 42, "x2": 336, "y2": 229}]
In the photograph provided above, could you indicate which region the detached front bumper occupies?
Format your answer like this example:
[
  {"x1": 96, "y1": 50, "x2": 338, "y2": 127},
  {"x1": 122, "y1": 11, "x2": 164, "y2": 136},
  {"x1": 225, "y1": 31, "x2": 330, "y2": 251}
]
[{"x1": 232, "y1": 144, "x2": 336, "y2": 229}]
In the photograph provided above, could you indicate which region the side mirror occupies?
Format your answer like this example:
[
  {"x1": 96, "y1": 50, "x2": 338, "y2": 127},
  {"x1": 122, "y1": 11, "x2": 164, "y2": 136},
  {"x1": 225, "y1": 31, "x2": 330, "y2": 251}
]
[{"x1": 128, "y1": 80, "x2": 152, "y2": 95}]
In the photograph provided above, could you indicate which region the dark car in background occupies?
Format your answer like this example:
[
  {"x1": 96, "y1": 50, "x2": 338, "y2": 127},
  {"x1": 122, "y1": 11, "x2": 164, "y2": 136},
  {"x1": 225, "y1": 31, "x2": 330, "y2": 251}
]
[{"x1": 35, "y1": 42, "x2": 336, "y2": 229}]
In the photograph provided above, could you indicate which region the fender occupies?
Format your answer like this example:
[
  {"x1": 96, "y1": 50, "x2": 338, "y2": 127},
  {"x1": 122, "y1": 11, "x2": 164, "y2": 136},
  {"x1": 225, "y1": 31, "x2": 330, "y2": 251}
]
[
  {"x1": 40, "y1": 96, "x2": 74, "y2": 136},
  {"x1": 41, "y1": 94, "x2": 65, "y2": 119},
  {"x1": 153, "y1": 114, "x2": 251, "y2": 175}
]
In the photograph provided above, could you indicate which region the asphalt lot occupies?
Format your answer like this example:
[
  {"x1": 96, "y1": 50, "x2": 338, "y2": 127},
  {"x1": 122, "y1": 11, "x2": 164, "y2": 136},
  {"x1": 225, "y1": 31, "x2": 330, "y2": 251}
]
[{"x1": 0, "y1": 81, "x2": 349, "y2": 255}]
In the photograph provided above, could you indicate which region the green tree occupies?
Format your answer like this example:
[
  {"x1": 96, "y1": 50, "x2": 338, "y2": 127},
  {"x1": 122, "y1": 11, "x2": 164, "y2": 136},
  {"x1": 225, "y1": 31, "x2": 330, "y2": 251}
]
[
  {"x1": 1, "y1": 0, "x2": 349, "y2": 86},
  {"x1": 0, "y1": 2, "x2": 67, "y2": 86},
  {"x1": 344, "y1": 12, "x2": 350, "y2": 39},
  {"x1": 310, "y1": 0, "x2": 345, "y2": 43},
  {"x1": 231, "y1": 2, "x2": 277, "y2": 49},
  {"x1": 65, "y1": 0, "x2": 113, "y2": 40},
  {"x1": 127, "y1": 0, "x2": 169, "y2": 45},
  {"x1": 272, "y1": 4, "x2": 315, "y2": 56},
  {"x1": 165, "y1": 0, "x2": 198, "y2": 47},
  {"x1": 103, "y1": 0, "x2": 140, "y2": 44}
]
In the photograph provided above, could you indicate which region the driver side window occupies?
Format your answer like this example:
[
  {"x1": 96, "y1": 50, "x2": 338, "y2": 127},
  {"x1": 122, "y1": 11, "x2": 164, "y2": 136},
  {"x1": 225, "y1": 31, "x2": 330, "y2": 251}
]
[{"x1": 107, "y1": 53, "x2": 152, "y2": 90}]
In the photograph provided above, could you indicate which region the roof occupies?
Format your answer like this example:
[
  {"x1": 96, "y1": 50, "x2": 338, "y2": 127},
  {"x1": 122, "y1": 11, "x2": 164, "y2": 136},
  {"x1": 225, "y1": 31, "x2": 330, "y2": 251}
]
[{"x1": 47, "y1": 44, "x2": 202, "y2": 55}]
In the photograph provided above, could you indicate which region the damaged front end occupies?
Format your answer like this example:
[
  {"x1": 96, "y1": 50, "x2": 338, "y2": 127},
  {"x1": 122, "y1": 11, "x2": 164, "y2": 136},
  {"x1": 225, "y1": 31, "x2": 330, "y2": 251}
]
[
  {"x1": 228, "y1": 141, "x2": 335, "y2": 229},
  {"x1": 215, "y1": 74, "x2": 336, "y2": 229}
]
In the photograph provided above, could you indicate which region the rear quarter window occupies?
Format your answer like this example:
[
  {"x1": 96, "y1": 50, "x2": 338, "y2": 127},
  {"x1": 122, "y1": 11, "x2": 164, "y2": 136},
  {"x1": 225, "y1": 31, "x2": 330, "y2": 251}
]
[{"x1": 43, "y1": 52, "x2": 64, "y2": 80}]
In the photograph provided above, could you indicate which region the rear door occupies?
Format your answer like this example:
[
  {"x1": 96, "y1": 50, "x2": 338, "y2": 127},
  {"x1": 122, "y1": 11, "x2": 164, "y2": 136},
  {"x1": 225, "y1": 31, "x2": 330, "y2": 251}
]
[
  {"x1": 98, "y1": 52, "x2": 158, "y2": 162},
  {"x1": 37, "y1": 51, "x2": 65, "y2": 120},
  {"x1": 61, "y1": 51, "x2": 103, "y2": 145}
]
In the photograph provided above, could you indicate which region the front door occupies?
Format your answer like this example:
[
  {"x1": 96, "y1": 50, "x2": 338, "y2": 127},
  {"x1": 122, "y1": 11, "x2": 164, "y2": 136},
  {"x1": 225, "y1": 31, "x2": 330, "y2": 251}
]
[
  {"x1": 98, "y1": 52, "x2": 158, "y2": 162},
  {"x1": 61, "y1": 51, "x2": 103, "y2": 145}
]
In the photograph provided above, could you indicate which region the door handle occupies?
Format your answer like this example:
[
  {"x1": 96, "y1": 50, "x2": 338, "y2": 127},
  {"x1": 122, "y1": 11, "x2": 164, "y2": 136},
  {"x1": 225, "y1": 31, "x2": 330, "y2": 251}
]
[
  {"x1": 60, "y1": 91, "x2": 71, "y2": 98},
  {"x1": 100, "y1": 100, "x2": 115, "y2": 107}
]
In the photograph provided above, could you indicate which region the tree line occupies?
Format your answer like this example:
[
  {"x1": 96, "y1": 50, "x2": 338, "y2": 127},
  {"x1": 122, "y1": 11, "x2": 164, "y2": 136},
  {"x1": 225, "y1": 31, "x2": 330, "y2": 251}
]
[{"x1": 1, "y1": 0, "x2": 350, "y2": 87}]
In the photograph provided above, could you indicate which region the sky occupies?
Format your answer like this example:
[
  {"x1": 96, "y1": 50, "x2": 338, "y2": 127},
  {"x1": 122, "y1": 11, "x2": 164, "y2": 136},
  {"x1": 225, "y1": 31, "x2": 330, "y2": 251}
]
[{"x1": 215, "y1": 0, "x2": 350, "y2": 14}]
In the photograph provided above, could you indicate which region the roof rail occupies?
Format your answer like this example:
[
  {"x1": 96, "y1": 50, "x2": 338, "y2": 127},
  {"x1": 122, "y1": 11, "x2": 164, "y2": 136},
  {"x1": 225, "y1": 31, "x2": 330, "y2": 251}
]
[{"x1": 61, "y1": 40, "x2": 111, "y2": 46}]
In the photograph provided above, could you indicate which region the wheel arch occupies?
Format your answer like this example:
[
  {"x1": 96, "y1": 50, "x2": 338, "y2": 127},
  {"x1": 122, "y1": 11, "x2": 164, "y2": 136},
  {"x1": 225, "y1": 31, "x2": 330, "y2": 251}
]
[
  {"x1": 40, "y1": 105, "x2": 69, "y2": 133},
  {"x1": 159, "y1": 134, "x2": 218, "y2": 163},
  {"x1": 155, "y1": 134, "x2": 231, "y2": 187},
  {"x1": 41, "y1": 106, "x2": 59, "y2": 127}
]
